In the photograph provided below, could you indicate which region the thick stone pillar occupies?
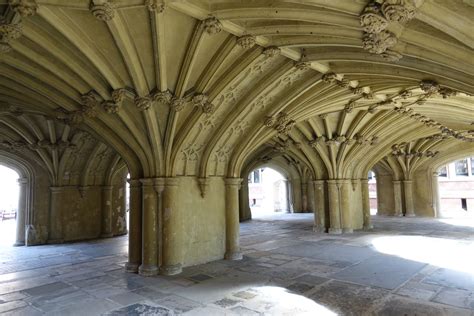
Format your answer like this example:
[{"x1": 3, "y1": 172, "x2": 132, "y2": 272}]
[
  {"x1": 393, "y1": 180, "x2": 403, "y2": 216},
  {"x1": 432, "y1": 172, "x2": 441, "y2": 218},
  {"x1": 361, "y1": 179, "x2": 373, "y2": 230},
  {"x1": 224, "y1": 178, "x2": 243, "y2": 260},
  {"x1": 239, "y1": 181, "x2": 252, "y2": 221},
  {"x1": 301, "y1": 181, "x2": 308, "y2": 212},
  {"x1": 48, "y1": 187, "x2": 64, "y2": 244},
  {"x1": 100, "y1": 186, "x2": 113, "y2": 238},
  {"x1": 161, "y1": 177, "x2": 184, "y2": 275},
  {"x1": 312, "y1": 180, "x2": 325, "y2": 232},
  {"x1": 139, "y1": 179, "x2": 159, "y2": 276},
  {"x1": 403, "y1": 180, "x2": 415, "y2": 217},
  {"x1": 14, "y1": 178, "x2": 28, "y2": 246},
  {"x1": 125, "y1": 179, "x2": 142, "y2": 273},
  {"x1": 339, "y1": 180, "x2": 353, "y2": 233},
  {"x1": 327, "y1": 180, "x2": 342, "y2": 234}
]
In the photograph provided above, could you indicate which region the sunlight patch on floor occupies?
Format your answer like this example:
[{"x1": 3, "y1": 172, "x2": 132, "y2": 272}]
[{"x1": 372, "y1": 235, "x2": 474, "y2": 275}]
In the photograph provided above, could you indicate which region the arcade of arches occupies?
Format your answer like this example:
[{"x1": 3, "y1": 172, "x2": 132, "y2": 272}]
[{"x1": 0, "y1": 0, "x2": 473, "y2": 283}]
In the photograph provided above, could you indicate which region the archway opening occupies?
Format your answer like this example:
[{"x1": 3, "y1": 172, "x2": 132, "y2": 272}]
[
  {"x1": 368, "y1": 170, "x2": 378, "y2": 215},
  {"x1": 436, "y1": 156, "x2": 474, "y2": 220},
  {"x1": 248, "y1": 167, "x2": 289, "y2": 218},
  {"x1": 0, "y1": 165, "x2": 20, "y2": 246}
]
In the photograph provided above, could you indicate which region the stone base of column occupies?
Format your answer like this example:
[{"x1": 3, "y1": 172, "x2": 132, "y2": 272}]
[
  {"x1": 224, "y1": 251, "x2": 243, "y2": 260},
  {"x1": 160, "y1": 264, "x2": 182, "y2": 276},
  {"x1": 125, "y1": 262, "x2": 139, "y2": 273},
  {"x1": 139, "y1": 264, "x2": 159, "y2": 276},
  {"x1": 342, "y1": 228, "x2": 353, "y2": 234},
  {"x1": 47, "y1": 239, "x2": 64, "y2": 244},
  {"x1": 100, "y1": 233, "x2": 114, "y2": 238},
  {"x1": 312, "y1": 225, "x2": 325, "y2": 233},
  {"x1": 13, "y1": 241, "x2": 25, "y2": 247},
  {"x1": 363, "y1": 224, "x2": 373, "y2": 231},
  {"x1": 405, "y1": 213, "x2": 416, "y2": 217},
  {"x1": 394, "y1": 212, "x2": 403, "y2": 217},
  {"x1": 328, "y1": 228, "x2": 342, "y2": 234}
]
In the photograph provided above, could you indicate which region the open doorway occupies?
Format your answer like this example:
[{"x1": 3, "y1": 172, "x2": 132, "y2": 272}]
[
  {"x1": 248, "y1": 167, "x2": 289, "y2": 218},
  {"x1": 368, "y1": 170, "x2": 378, "y2": 215},
  {"x1": 0, "y1": 165, "x2": 20, "y2": 246},
  {"x1": 436, "y1": 156, "x2": 474, "y2": 219}
]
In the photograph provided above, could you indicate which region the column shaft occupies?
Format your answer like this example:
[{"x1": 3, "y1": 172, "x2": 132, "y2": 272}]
[
  {"x1": 404, "y1": 180, "x2": 415, "y2": 217},
  {"x1": 393, "y1": 180, "x2": 403, "y2": 216},
  {"x1": 225, "y1": 178, "x2": 243, "y2": 260},
  {"x1": 139, "y1": 178, "x2": 159, "y2": 276},
  {"x1": 100, "y1": 186, "x2": 113, "y2": 238},
  {"x1": 48, "y1": 187, "x2": 63, "y2": 243},
  {"x1": 327, "y1": 180, "x2": 342, "y2": 234},
  {"x1": 14, "y1": 178, "x2": 28, "y2": 246},
  {"x1": 339, "y1": 180, "x2": 353, "y2": 233},
  {"x1": 125, "y1": 179, "x2": 142, "y2": 273},
  {"x1": 432, "y1": 173, "x2": 441, "y2": 217},
  {"x1": 161, "y1": 177, "x2": 183, "y2": 275},
  {"x1": 361, "y1": 179, "x2": 372, "y2": 230},
  {"x1": 312, "y1": 180, "x2": 325, "y2": 232}
]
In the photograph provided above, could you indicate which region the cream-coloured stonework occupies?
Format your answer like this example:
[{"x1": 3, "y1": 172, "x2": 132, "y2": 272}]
[{"x1": 0, "y1": 0, "x2": 472, "y2": 275}]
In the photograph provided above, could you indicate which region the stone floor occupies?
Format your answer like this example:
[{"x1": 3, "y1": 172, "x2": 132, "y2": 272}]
[{"x1": 0, "y1": 214, "x2": 473, "y2": 315}]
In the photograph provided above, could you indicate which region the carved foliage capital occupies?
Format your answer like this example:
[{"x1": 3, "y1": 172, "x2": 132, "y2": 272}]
[
  {"x1": 263, "y1": 46, "x2": 281, "y2": 58},
  {"x1": 8, "y1": 0, "x2": 38, "y2": 17},
  {"x1": 236, "y1": 34, "x2": 256, "y2": 49},
  {"x1": 202, "y1": 17, "x2": 222, "y2": 35},
  {"x1": 134, "y1": 96, "x2": 152, "y2": 111},
  {"x1": 90, "y1": 1, "x2": 115, "y2": 21}
]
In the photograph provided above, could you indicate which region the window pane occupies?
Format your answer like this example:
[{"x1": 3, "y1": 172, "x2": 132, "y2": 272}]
[
  {"x1": 455, "y1": 159, "x2": 468, "y2": 176},
  {"x1": 253, "y1": 170, "x2": 260, "y2": 183},
  {"x1": 471, "y1": 157, "x2": 474, "y2": 176},
  {"x1": 438, "y1": 166, "x2": 447, "y2": 177}
]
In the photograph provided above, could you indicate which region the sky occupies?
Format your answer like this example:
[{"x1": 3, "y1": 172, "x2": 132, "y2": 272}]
[{"x1": 0, "y1": 165, "x2": 19, "y2": 211}]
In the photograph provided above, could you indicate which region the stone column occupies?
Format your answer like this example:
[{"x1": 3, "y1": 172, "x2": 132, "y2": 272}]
[
  {"x1": 100, "y1": 186, "x2": 113, "y2": 238},
  {"x1": 239, "y1": 181, "x2": 252, "y2": 221},
  {"x1": 432, "y1": 172, "x2": 441, "y2": 218},
  {"x1": 48, "y1": 187, "x2": 64, "y2": 244},
  {"x1": 301, "y1": 181, "x2": 308, "y2": 212},
  {"x1": 14, "y1": 178, "x2": 28, "y2": 246},
  {"x1": 125, "y1": 179, "x2": 142, "y2": 273},
  {"x1": 403, "y1": 180, "x2": 416, "y2": 217},
  {"x1": 224, "y1": 178, "x2": 243, "y2": 260},
  {"x1": 327, "y1": 180, "x2": 342, "y2": 234},
  {"x1": 312, "y1": 180, "x2": 325, "y2": 232},
  {"x1": 339, "y1": 180, "x2": 353, "y2": 233},
  {"x1": 138, "y1": 178, "x2": 159, "y2": 276},
  {"x1": 154, "y1": 178, "x2": 165, "y2": 268},
  {"x1": 161, "y1": 177, "x2": 184, "y2": 275},
  {"x1": 393, "y1": 180, "x2": 403, "y2": 216},
  {"x1": 361, "y1": 179, "x2": 373, "y2": 230}
]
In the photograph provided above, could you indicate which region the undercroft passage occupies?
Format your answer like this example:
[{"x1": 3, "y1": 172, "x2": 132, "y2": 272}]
[{"x1": 0, "y1": 0, "x2": 472, "y2": 315}]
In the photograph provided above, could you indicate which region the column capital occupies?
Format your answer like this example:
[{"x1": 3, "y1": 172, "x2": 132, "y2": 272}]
[
  {"x1": 312, "y1": 179, "x2": 325, "y2": 186},
  {"x1": 327, "y1": 179, "x2": 338, "y2": 185},
  {"x1": 360, "y1": 179, "x2": 369, "y2": 184},
  {"x1": 165, "y1": 177, "x2": 179, "y2": 187},
  {"x1": 403, "y1": 180, "x2": 413, "y2": 184},
  {"x1": 225, "y1": 177, "x2": 242, "y2": 187},
  {"x1": 392, "y1": 180, "x2": 401, "y2": 184},
  {"x1": 153, "y1": 177, "x2": 166, "y2": 192},
  {"x1": 128, "y1": 179, "x2": 141, "y2": 187},
  {"x1": 139, "y1": 178, "x2": 154, "y2": 186},
  {"x1": 101, "y1": 185, "x2": 113, "y2": 190}
]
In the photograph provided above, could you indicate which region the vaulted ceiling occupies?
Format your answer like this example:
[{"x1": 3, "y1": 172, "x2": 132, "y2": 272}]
[{"x1": 0, "y1": 0, "x2": 472, "y2": 180}]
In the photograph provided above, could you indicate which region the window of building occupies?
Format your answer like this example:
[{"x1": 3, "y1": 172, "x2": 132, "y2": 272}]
[
  {"x1": 368, "y1": 171, "x2": 375, "y2": 180},
  {"x1": 438, "y1": 166, "x2": 447, "y2": 177},
  {"x1": 249, "y1": 169, "x2": 262, "y2": 184},
  {"x1": 455, "y1": 159, "x2": 468, "y2": 176},
  {"x1": 471, "y1": 157, "x2": 474, "y2": 176},
  {"x1": 253, "y1": 170, "x2": 261, "y2": 183}
]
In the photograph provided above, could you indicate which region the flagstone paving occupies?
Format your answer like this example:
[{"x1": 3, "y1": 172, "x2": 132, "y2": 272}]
[{"x1": 0, "y1": 214, "x2": 473, "y2": 315}]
